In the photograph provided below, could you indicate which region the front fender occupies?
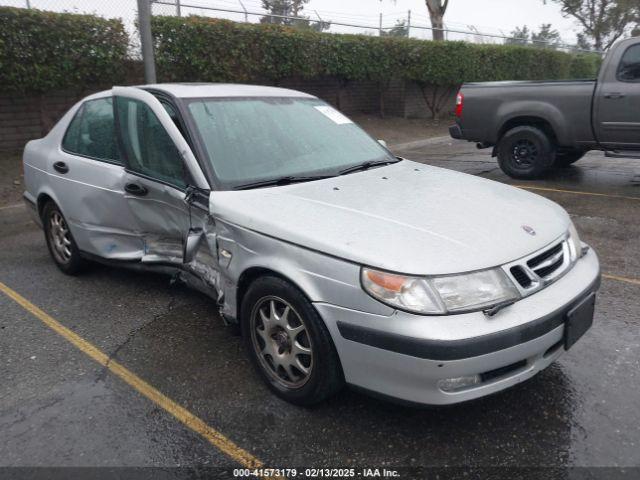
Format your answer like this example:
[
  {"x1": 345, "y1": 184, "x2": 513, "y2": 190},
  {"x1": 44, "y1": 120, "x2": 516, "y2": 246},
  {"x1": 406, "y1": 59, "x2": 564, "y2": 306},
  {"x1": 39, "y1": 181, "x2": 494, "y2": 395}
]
[{"x1": 214, "y1": 219, "x2": 394, "y2": 320}]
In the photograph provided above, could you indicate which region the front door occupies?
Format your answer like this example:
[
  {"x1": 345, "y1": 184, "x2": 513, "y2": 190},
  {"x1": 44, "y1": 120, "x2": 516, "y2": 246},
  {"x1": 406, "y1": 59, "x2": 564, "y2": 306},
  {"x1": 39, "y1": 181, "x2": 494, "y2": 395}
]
[
  {"x1": 594, "y1": 42, "x2": 640, "y2": 149},
  {"x1": 112, "y1": 87, "x2": 210, "y2": 264}
]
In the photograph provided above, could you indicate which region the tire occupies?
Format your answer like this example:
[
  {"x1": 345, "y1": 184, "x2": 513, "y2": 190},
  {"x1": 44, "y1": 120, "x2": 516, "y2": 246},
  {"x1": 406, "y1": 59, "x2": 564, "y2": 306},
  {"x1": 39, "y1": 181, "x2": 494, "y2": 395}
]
[
  {"x1": 241, "y1": 275, "x2": 344, "y2": 406},
  {"x1": 42, "y1": 201, "x2": 86, "y2": 275},
  {"x1": 554, "y1": 150, "x2": 586, "y2": 168},
  {"x1": 497, "y1": 126, "x2": 555, "y2": 179}
]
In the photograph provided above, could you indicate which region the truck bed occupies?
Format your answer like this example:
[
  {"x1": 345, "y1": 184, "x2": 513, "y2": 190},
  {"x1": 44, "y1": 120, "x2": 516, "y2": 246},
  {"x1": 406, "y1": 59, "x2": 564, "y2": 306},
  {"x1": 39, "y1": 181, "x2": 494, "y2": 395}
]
[{"x1": 457, "y1": 80, "x2": 597, "y2": 147}]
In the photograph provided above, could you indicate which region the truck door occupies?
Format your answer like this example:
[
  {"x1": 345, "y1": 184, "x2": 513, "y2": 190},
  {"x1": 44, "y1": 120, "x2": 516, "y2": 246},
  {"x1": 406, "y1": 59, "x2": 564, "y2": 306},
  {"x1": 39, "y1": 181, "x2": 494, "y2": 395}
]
[{"x1": 594, "y1": 42, "x2": 640, "y2": 149}]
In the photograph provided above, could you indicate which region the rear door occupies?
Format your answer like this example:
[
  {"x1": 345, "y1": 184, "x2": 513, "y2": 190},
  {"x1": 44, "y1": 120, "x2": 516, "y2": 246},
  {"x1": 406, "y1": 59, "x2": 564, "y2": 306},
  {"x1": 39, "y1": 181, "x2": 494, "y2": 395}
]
[
  {"x1": 594, "y1": 42, "x2": 640, "y2": 149},
  {"x1": 112, "y1": 87, "x2": 210, "y2": 264},
  {"x1": 52, "y1": 95, "x2": 143, "y2": 259}
]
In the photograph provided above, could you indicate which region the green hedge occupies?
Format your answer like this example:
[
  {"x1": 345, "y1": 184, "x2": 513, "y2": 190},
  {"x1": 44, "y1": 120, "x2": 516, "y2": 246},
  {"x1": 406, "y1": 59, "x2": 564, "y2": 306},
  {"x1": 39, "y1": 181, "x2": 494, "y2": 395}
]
[
  {"x1": 152, "y1": 16, "x2": 600, "y2": 85},
  {"x1": 569, "y1": 53, "x2": 603, "y2": 78},
  {"x1": 0, "y1": 7, "x2": 601, "y2": 108},
  {"x1": 0, "y1": 7, "x2": 128, "y2": 93},
  {"x1": 152, "y1": 16, "x2": 600, "y2": 117}
]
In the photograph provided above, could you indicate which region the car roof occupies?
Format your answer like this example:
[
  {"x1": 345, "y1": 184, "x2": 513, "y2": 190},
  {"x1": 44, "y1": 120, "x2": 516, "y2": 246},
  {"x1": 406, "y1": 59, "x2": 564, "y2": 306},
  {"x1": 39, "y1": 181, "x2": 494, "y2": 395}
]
[{"x1": 141, "y1": 83, "x2": 316, "y2": 99}]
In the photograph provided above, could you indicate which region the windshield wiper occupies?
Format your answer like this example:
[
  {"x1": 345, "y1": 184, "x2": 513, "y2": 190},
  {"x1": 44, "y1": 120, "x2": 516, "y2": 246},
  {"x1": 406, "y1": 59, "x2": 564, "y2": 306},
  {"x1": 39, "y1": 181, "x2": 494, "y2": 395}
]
[
  {"x1": 338, "y1": 158, "x2": 401, "y2": 176},
  {"x1": 233, "y1": 174, "x2": 334, "y2": 190}
]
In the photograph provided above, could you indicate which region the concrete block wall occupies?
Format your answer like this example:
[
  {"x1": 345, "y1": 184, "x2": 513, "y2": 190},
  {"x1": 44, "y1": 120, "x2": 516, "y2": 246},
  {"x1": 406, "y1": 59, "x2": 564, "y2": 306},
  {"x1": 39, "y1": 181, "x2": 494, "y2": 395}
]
[
  {"x1": 403, "y1": 82, "x2": 458, "y2": 120},
  {"x1": 0, "y1": 91, "x2": 90, "y2": 152}
]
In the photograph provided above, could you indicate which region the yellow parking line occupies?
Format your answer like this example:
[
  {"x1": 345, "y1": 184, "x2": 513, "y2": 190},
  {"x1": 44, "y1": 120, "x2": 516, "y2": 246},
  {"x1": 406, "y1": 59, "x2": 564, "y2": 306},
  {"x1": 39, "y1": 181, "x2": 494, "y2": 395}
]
[
  {"x1": 0, "y1": 281, "x2": 263, "y2": 469},
  {"x1": 603, "y1": 274, "x2": 640, "y2": 286},
  {"x1": 514, "y1": 185, "x2": 640, "y2": 201}
]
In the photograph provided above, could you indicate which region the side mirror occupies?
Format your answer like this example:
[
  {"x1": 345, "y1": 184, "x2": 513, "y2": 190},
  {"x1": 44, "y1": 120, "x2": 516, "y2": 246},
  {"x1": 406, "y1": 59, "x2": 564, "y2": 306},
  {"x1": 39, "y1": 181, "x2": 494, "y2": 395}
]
[
  {"x1": 183, "y1": 227, "x2": 204, "y2": 264},
  {"x1": 378, "y1": 139, "x2": 388, "y2": 148}
]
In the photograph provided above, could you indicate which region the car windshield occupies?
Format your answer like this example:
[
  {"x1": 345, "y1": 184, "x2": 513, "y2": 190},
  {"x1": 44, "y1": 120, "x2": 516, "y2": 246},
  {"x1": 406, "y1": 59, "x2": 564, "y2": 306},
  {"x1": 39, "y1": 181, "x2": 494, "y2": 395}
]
[{"x1": 185, "y1": 97, "x2": 395, "y2": 189}]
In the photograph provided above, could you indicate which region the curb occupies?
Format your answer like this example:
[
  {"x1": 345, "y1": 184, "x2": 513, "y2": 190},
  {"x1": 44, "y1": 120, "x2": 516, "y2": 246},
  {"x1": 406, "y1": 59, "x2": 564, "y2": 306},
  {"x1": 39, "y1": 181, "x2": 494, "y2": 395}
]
[
  {"x1": 389, "y1": 135, "x2": 455, "y2": 151},
  {"x1": 0, "y1": 202, "x2": 24, "y2": 211}
]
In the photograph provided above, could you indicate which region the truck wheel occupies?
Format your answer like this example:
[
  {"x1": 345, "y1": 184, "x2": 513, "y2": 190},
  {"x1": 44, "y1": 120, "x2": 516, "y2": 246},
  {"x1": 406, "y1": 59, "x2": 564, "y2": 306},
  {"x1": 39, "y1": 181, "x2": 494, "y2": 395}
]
[
  {"x1": 497, "y1": 126, "x2": 555, "y2": 179},
  {"x1": 554, "y1": 150, "x2": 586, "y2": 168},
  {"x1": 42, "y1": 201, "x2": 86, "y2": 275},
  {"x1": 241, "y1": 275, "x2": 344, "y2": 406}
]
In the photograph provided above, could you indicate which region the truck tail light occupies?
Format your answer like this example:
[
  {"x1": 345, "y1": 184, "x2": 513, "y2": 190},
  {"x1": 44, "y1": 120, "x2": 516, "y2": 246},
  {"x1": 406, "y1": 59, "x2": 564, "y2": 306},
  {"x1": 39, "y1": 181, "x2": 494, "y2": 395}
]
[{"x1": 455, "y1": 92, "x2": 464, "y2": 118}]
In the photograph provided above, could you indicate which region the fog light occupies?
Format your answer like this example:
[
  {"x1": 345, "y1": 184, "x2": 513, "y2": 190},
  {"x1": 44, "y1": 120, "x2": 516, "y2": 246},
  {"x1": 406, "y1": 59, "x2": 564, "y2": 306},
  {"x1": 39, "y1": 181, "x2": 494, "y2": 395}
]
[{"x1": 438, "y1": 375, "x2": 481, "y2": 392}]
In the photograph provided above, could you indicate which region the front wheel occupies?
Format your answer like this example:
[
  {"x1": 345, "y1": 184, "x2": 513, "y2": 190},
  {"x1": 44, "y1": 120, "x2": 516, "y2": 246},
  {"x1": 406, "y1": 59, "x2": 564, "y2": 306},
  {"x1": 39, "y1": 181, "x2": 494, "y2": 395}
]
[
  {"x1": 497, "y1": 126, "x2": 555, "y2": 179},
  {"x1": 241, "y1": 276, "x2": 344, "y2": 405}
]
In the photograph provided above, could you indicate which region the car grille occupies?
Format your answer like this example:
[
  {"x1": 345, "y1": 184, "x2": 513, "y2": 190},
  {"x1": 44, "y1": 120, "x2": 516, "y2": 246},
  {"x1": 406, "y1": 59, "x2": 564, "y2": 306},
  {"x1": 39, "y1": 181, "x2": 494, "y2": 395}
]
[
  {"x1": 505, "y1": 238, "x2": 572, "y2": 295},
  {"x1": 527, "y1": 242, "x2": 564, "y2": 279},
  {"x1": 510, "y1": 265, "x2": 532, "y2": 288}
]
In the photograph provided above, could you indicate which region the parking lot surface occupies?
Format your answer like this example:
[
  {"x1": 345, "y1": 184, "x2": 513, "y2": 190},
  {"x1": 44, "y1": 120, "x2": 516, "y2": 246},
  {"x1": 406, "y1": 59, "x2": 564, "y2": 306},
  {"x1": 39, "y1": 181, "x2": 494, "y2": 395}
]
[{"x1": 1, "y1": 139, "x2": 639, "y2": 476}]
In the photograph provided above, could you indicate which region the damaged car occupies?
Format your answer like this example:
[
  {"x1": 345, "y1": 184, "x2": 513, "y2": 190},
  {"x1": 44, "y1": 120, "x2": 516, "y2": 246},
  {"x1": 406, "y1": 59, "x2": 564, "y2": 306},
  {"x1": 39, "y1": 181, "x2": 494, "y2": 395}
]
[{"x1": 23, "y1": 84, "x2": 601, "y2": 406}]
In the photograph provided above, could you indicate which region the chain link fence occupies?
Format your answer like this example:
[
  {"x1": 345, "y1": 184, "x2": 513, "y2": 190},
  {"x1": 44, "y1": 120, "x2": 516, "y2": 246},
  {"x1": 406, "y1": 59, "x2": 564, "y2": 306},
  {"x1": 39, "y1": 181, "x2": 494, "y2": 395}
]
[{"x1": 0, "y1": 0, "x2": 599, "y2": 53}]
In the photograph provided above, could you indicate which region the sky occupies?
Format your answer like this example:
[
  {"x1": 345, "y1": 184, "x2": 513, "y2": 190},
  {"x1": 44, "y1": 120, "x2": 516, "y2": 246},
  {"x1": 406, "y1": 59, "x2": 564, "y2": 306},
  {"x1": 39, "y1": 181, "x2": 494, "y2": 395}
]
[
  {"x1": 305, "y1": 0, "x2": 578, "y2": 39},
  {"x1": 0, "y1": 0, "x2": 584, "y2": 45}
]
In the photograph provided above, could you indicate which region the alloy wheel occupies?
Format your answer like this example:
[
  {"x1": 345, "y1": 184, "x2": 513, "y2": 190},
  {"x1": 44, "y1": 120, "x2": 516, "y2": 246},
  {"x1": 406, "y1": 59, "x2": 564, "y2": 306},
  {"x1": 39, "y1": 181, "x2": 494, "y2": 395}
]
[
  {"x1": 49, "y1": 211, "x2": 72, "y2": 263},
  {"x1": 250, "y1": 296, "x2": 313, "y2": 389}
]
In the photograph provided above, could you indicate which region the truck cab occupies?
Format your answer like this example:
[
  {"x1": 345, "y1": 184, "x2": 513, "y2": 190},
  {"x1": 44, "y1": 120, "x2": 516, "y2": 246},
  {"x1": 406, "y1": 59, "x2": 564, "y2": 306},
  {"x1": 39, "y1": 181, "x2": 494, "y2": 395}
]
[{"x1": 594, "y1": 38, "x2": 640, "y2": 151}]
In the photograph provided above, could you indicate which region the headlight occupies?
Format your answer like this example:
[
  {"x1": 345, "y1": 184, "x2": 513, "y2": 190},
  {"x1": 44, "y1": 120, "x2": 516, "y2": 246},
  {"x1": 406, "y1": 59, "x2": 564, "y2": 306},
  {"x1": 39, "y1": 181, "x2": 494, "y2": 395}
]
[
  {"x1": 431, "y1": 269, "x2": 520, "y2": 312},
  {"x1": 568, "y1": 221, "x2": 582, "y2": 261},
  {"x1": 361, "y1": 269, "x2": 445, "y2": 314},
  {"x1": 361, "y1": 267, "x2": 520, "y2": 315}
]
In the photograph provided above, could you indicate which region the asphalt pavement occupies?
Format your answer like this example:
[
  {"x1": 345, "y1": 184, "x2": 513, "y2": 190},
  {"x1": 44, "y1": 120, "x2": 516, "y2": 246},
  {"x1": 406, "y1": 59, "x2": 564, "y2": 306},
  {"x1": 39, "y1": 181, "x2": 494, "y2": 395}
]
[{"x1": 1, "y1": 139, "x2": 639, "y2": 478}]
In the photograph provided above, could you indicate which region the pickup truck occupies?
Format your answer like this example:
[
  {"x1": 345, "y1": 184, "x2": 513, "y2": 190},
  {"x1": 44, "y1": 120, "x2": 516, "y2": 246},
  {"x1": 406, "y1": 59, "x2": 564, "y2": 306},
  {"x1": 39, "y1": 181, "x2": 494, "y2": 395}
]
[{"x1": 449, "y1": 36, "x2": 640, "y2": 179}]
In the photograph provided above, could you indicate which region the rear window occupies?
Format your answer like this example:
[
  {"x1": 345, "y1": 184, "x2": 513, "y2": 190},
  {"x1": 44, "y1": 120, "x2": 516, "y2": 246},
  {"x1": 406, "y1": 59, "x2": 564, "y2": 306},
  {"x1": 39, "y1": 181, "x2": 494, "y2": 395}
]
[{"x1": 62, "y1": 97, "x2": 121, "y2": 163}]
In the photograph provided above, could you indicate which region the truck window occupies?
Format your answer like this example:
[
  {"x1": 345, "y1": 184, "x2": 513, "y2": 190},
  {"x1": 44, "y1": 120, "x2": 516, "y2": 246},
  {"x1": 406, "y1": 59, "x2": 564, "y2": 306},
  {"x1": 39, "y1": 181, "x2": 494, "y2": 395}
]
[{"x1": 618, "y1": 44, "x2": 640, "y2": 82}]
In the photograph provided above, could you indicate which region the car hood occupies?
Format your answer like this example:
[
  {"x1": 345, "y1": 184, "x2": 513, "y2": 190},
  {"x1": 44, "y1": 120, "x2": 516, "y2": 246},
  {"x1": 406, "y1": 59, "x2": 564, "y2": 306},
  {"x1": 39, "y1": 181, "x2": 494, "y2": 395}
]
[{"x1": 210, "y1": 160, "x2": 569, "y2": 275}]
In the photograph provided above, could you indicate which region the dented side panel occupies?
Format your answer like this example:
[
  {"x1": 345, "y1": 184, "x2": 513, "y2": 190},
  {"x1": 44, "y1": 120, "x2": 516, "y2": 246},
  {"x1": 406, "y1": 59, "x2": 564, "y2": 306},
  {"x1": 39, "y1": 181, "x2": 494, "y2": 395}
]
[
  {"x1": 124, "y1": 180, "x2": 226, "y2": 305},
  {"x1": 208, "y1": 214, "x2": 394, "y2": 320},
  {"x1": 123, "y1": 173, "x2": 189, "y2": 260},
  {"x1": 47, "y1": 148, "x2": 145, "y2": 260}
]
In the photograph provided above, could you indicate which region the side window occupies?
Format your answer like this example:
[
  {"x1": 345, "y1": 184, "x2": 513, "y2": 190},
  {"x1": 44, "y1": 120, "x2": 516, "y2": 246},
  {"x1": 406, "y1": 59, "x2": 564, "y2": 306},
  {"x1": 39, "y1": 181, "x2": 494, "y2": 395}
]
[
  {"x1": 159, "y1": 99, "x2": 188, "y2": 139},
  {"x1": 115, "y1": 97, "x2": 186, "y2": 189},
  {"x1": 62, "y1": 98, "x2": 121, "y2": 163},
  {"x1": 618, "y1": 44, "x2": 640, "y2": 82}
]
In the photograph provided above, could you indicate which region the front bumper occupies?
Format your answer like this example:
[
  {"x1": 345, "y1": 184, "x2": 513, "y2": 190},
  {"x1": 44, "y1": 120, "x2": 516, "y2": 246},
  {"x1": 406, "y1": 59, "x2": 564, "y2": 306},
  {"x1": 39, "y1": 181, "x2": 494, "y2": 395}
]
[{"x1": 315, "y1": 247, "x2": 600, "y2": 405}]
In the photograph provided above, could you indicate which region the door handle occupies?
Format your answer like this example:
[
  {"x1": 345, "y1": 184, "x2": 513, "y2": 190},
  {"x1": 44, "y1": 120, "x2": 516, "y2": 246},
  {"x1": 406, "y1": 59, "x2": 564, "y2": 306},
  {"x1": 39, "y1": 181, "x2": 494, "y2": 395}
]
[
  {"x1": 53, "y1": 161, "x2": 69, "y2": 174},
  {"x1": 124, "y1": 183, "x2": 148, "y2": 196},
  {"x1": 604, "y1": 92, "x2": 625, "y2": 99}
]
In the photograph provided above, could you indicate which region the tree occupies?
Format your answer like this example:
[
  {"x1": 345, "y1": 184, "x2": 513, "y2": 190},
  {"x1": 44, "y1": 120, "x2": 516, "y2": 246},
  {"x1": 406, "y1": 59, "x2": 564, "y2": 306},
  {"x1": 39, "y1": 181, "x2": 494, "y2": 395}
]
[
  {"x1": 381, "y1": 19, "x2": 408, "y2": 37},
  {"x1": 384, "y1": 0, "x2": 450, "y2": 40},
  {"x1": 576, "y1": 32, "x2": 592, "y2": 49},
  {"x1": 505, "y1": 24, "x2": 562, "y2": 48},
  {"x1": 425, "y1": 0, "x2": 449, "y2": 41},
  {"x1": 505, "y1": 26, "x2": 531, "y2": 45},
  {"x1": 545, "y1": 0, "x2": 640, "y2": 51},
  {"x1": 532, "y1": 23, "x2": 562, "y2": 48},
  {"x1": 260, "y1": 0, "x2": 329, "y2": 32}
]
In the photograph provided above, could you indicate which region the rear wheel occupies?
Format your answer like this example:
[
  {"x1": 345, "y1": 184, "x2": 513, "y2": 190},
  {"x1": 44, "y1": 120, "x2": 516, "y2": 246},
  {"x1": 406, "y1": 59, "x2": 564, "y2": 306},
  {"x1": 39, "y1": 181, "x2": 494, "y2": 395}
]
[
  {"x1": 497, "y1": 126, "x2": 555, "y2": 179},
  {"x1": 554, "y1": 150, "x2": 586, "y2": 167},
  {"x1": 42, "y1": 202, "x2": 86, "y2": 275},
  {"x1": 241, "y1": 276, "x2": 343, "y2": 405}
]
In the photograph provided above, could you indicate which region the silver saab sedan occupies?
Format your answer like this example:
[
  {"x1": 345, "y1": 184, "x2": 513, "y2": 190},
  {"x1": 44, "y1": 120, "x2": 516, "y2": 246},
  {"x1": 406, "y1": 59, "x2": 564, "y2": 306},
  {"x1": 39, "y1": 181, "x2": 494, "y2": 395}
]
[{"x1": 22, "y1": 84, "x2": 601, "y2": 406}]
